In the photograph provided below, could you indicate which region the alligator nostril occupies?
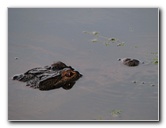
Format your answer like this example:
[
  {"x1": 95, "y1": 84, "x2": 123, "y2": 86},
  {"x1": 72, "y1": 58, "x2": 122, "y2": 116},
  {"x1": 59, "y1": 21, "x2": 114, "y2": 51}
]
[{"x1": 79, "y1": 74, "x2": 83, "y2": 77}]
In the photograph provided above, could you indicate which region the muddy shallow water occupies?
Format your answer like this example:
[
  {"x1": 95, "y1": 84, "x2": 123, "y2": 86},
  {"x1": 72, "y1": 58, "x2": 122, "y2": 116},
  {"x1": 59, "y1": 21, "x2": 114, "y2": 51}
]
[{"x1": 8, "y1": 8, "x2": 158, "y2": 120}]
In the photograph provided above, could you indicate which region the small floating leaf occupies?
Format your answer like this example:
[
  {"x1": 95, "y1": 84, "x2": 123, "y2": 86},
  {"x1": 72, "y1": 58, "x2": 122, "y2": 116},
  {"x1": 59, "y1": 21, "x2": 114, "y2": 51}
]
[
  {"x1": 152, "y1": 57, "x2": 158, "y2": 64},
  {"x1": 117, "y1": 42, "x2": 125, "y2": 46},
  {"x1": 111, "y1": 109, "x2": 122, "y2": 117},
  {"x1": 83, "y1": 30, "x2": 125, "y2": 47},
  {"x1": 92, "y1": 31, "x2": 99, "y2": 36},
  {"x1": 91, "y1": 39, "x2": 98, "y2": 43},
  {"x1": 153, "y1": 60, "x2": 158, "y2": 64},
  {"x1": 105, "y1": 42, "x2": 110, "y2": 46},
  {"x1": 108, "y1": 38, "x2": 116, "y2": 42}
]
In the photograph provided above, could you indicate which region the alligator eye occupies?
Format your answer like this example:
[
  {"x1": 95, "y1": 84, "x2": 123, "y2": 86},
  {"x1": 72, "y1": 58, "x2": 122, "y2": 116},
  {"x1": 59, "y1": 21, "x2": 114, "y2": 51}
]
[
  {"x1": 51, "y1": 66, "x2": 56, "y2": 70},
  {"x1": 65, "y1": 72, "x2": 73, "y2": 77}
]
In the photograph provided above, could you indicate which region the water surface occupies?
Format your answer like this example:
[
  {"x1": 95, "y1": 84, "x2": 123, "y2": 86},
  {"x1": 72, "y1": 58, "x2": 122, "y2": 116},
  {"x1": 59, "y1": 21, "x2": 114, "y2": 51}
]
[{"x1": 8, "y1": 8, "x2": 158, "y2": 120}]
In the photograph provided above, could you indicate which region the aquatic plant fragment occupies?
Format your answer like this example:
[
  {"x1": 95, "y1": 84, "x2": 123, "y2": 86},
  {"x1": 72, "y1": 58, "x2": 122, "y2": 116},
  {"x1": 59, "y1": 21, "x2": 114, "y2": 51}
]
[
  {"x1": 117, "y1": 42, "x2": 125, "y2": 46},
  {"x1": 83, "y1": 30, "x2": 125, "y2": 47},
  {"x1": 152, "y1": 57, "x2": 158, "y2": 64},
  {"x1": 105, "y1": 42, "x2": 110, "y2": 46},
  {"x1": 111, "y1": 109, "x2": 122, "y2": 117},
  {"x1": 91, "y1": 39, "x2": 98, "y2": 43},
  {"x1": 108, "y1": 38, "x2": 116, "y2": 42},
  {"x1": 92, "y1": 31, "x2": 99, "y2": 36}
]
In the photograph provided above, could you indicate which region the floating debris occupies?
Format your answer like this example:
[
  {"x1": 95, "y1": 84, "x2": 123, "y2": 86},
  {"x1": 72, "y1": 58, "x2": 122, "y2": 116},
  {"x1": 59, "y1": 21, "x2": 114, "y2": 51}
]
[
  {"x1": 117, "y1": 42, "x2": 125, "y2": 46},
  {"x1": 152, "y1": 58, "x2": 158, "y2": 64},
  {"x1": 149, "y1": 52, "x2": 158, "y2": 65},
  {"x1": 92, "y1": 31, "x2": 99, "y2": 36},
  {"x1": 111, "y1": 109, "x2": 122, "y2": 117},
  {"x1": 83, "y1": 31, "x2": 125, "y2": 47},
  {"x1": 105, "y1": 42, "x2": 110, "y2": 46},
  {"x1": 91, "y1": 39, "x2": 98, "y2": 43},
  {"x1": 108, "y1": 38, "x2": 116, "y2": 42},
  {"x1": 131, "y1": 80, "x2": 156, "y2": 87}
]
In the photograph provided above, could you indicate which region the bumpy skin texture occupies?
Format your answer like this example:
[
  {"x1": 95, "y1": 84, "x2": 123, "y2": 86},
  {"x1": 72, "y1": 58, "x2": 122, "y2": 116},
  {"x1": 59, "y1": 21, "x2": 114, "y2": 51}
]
[
  {"x1": 119, "y1": 58, "x2": 140, "y2": 66},
  {"x1": 12, "y1": 62, "x2": 82, "y2": 91}
]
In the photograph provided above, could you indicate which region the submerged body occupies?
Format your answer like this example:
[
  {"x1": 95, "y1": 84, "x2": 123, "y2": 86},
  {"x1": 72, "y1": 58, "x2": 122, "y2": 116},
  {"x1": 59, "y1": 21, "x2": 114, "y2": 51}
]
[{"x1": 12, "y1": 61, "x2": 82, "y2": 91}]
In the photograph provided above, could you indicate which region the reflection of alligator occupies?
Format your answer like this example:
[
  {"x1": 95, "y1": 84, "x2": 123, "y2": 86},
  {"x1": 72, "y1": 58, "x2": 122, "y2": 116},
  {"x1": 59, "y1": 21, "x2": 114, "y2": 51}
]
[
  {"x1": 12, "y1": 61, "x2": 82, "y2": 91},
  {"x1": 118, "y1": 58, "x2": 140, "y2": 66}
]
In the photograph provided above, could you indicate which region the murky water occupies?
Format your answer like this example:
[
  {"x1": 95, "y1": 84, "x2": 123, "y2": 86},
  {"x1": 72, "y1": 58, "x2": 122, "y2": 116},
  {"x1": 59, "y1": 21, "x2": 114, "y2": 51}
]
[{"x1": 8, "y1": 8, "x2": 158, "y2": 121}]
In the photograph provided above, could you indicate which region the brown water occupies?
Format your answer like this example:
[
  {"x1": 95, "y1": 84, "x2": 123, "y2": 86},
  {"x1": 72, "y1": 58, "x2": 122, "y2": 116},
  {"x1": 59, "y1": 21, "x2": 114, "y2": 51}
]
[{"x1": 8, "y1": 8, "x2": 158, "y2": 121}]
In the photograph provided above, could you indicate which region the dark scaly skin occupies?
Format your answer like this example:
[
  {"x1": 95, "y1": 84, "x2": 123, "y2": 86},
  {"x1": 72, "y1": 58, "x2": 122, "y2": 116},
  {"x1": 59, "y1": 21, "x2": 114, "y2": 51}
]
[
  {"x1": 50, "y1": 61, "x2": 73, "y2": 70},
  {"x1": 38, "y1": 69, "x2": 82, "y2": 90},
  {"x1": 12, "y1": 62, "x2": 82, "y2": 91},
  {"x1": 13, "y1": 67, "x2": 49, "y2": 82},
  {"x1": 12, "y1": 61, "x2": 70, "y2": 82}
]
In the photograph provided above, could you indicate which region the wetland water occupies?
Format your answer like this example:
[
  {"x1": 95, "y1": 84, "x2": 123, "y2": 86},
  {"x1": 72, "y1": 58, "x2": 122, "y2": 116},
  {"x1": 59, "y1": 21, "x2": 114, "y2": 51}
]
[{"x1": 8, "y1": 8, "x2": 158, "y2": 120}]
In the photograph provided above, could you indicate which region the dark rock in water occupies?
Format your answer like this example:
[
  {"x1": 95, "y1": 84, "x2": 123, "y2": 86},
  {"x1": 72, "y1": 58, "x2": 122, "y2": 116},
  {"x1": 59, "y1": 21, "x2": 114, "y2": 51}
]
[
  {"x1": 12, "y1": 61, "x2": 82, "y2": 91},
  {"x1": 118, "y1": 58, "x2": 140, "y2": 66}
]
